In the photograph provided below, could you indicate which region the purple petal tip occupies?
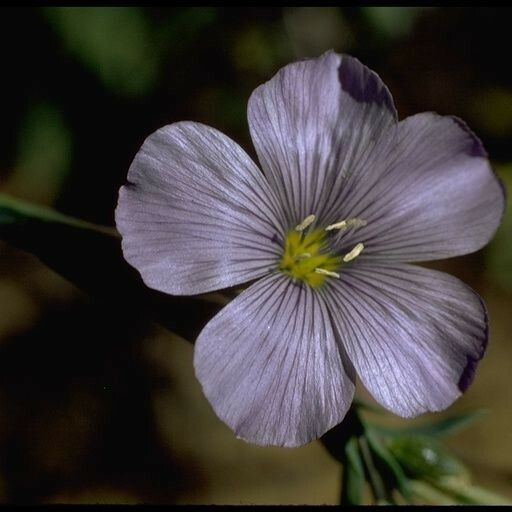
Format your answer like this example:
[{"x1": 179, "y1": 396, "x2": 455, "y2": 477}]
[
  {"x1": 458, "y1": 292, "x2": 489, "y2": 392},
  {"x1": 337, "y1": 55, "x2": 395, "y2": 112},
  {"x1": 449, "y1": 116, "x2": 488, "y2": 158}
]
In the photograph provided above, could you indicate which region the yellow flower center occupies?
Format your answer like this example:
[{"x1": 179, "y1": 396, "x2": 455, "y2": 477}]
[
  {"x1": 278, "y1": 214, "x2": 367, "y2": 288},
  {"x1": 279, "y1": 229, "x2": 341, "y2": 288}
]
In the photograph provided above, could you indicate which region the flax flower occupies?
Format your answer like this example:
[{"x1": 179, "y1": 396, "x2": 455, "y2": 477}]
[{"x1": 115, "y1": 52, "x2": 504, "y2": 447}]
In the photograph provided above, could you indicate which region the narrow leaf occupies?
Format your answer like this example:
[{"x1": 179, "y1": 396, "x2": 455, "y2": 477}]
[
  {"x1": 341, "y1": 436, "x2": 366, "y2": 505},
  {"x1": 370, "y1": 409, "x2": 486, "y2": 439},
  {"x1": 0, "y1": 194, "x2": 225, "y2": 341},
  {"x1": 365, "y1": 429, "x2": 412, "y2": 501},
  {"x1": 431, "y1": 477, "x2": 510, "y2": 505}
]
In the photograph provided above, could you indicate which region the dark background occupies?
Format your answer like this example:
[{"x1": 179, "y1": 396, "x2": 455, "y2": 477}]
[{"x1": 0, "y1": 7, "x2": 511, "y2": 504}]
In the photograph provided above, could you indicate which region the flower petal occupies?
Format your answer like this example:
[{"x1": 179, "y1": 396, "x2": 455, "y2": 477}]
[
  {"x1": 116, "y1": 122, "x2": 287, "y2": 295},
  {"x1": 194, "y1": 273, "x2": 356, "y2": 447},
  {"x1": 323, "y1": 263, "x2": 488, "y2": 417},
  {"x1": 341, "y1": 114, "x2": 505, "y2": 262},
  {"x1": 247, "y1": 51, "x2": 397, "y2": 228}
]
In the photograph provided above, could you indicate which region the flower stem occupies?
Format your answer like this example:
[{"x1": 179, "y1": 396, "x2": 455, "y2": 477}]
[
  {"x1": 430, "y1": 477, "x2": 510, "y2": 505},
  {"x1": 358, "y1": 434, "x2": 388, "y2": 503},
  {"x1": 409, "y1": 479, "x2": 456, "y2": 504}
]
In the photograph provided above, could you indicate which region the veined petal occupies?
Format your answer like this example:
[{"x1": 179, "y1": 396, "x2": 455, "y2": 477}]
[
  {"x1": 116, "y1": 122, "x2": 287, "y2": 295},
  {"x1": 343, "y1": 114, "x2": 505, "y2": 262},
  {"x1": 323, "y1": 263, "x2": 488, "y2": 417},
  {"x1": 194, "y1": 273, "x2": 356, "y2": 447},
  {"x1": 247, "y1": 51, "x2": 397, "y2": 228}
]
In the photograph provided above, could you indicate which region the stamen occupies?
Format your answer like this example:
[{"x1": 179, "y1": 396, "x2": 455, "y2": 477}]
[
  {"x1": 325, "y1": 220, "x2": 347, "y2": 231},
  {"x1": 315, "y1": 268, "x2": 340, "y2": 278},
  {"x1": 296, "y1": 252, "x2": 312, "y2": 259},
  {"x1": 343, "y1": 242, "x2": 364, "y2": 263},
  {"x1": 347, "y1": 218, "x2": 367, "y2": 228},
  {"x1": 325, "y1": 218, "x2": 367, "y2": 231},
  {"x1": 295, "y1": 214, "x2": 316, "y2": 232}
]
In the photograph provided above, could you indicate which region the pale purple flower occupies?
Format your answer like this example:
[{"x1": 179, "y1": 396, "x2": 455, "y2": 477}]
[{"x1": 115, "y1": 52, "x2": 504, "y2": 447}]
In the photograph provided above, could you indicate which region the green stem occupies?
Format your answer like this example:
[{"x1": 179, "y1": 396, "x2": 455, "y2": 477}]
[
  {"x1": 340, "y1": 436, "x2": 366, "y2": 505},
  {"x1": 0, "y1": 192, "x2": 118, "y2": 236},
  {"x1": 430, "y1": 477, "x2": 510, "y2": 505},
  {"x1": 358, "y1": 434, "x2": 388, "y2": 504},
  {"x1": 409, "y1": 480, "x2": 456, "y2": 505}
]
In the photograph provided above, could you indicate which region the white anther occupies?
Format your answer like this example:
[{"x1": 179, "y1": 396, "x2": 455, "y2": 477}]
[
  {"x1": 343, "y1": 242, "x2": 364, "y2": 263},
  {"x1": 325, "y1": 220, "x2": 347, "y2": 231},
  {"x1": 347, "y1": 218, "x2": 367, "y2": 228},
  {"x1": 295, "y1": 214, "x2": 316, "y2": 232},
  {"x1": 296, "y1": 252, "x2": 312, "y2": 259},
  {"x1": 315, "y1": 268, "x2": 340, "y2": 278},
  {"x1": 325, "y1": 218, "x2": 367, "y2": 231}
]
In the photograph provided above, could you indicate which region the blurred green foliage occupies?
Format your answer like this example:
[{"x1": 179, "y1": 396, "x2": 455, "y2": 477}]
[
  {"x1": 471, "y1": 88, "x2": 512, "y2": 137},
  {"x1": 283, "y1": 7, "x2": 352, "y2": 57},
  {"x1": 44, "y1": 7, "x2": 159, "y2": 97},
  {"x1": 231, "y1": 24, "x2": 286, "y2": 75},
  {"x1": 388, "y1": 436, "x2": 469, "y2": 481},
  {"x1": 361, "y1": 7, "x2": 433, "y2": 40},
  {"x1": 7, "y1": 103, "x2": 71, "y2": 204},
  {"x1": 487, "y1": 163, "x2": 512, "y2": 291},
  {"x1": 324, "y1": 405, "x2": 508, "y2": 505},
  {"x1": 157, "y1": 7, "x2": 217, "y2": 57}
]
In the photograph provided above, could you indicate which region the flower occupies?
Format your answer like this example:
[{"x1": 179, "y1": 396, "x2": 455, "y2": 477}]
[{"x1": 115, "y1": 51, "x2": 505, "y2": 447}]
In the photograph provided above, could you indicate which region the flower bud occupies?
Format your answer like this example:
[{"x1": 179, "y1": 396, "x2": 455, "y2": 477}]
[{"x1": 387, "y1": 435, "x2": 469, "y2": 481}]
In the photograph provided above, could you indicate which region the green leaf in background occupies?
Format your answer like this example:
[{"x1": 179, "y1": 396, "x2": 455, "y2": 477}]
[
  {"x1": 404, "y1": 409, "x2": 487, "y2": 438},
  {"x1": 157, "y1": 7, "x2": 217, "y2": 58},
  {"x1": 325, "y1": 406, "x2": 410, "y2": 504},
  {"x1": 487, "y1": 163, "x2": 512, "y2": 291},
  {"x1": 369, "y1": 409, "x2": 486, "y2": 439},
  {"x1": 5, "y1": 102, "x2": 71, "y2": 205},
  {"x1": 365, "y1": 429, "x2": 412, "y2": 501},
  {"x1": 0, "y1": 194, "x2": 225, "y2": 341},
  {"x1": 431, "y1": 476, "x2": 510, "y2": 505},
  {"x1": 387, "y1": 435, "x2": 469, "y2": 481},
  {"x1": 408, "y1": 479, "x2": 458, "y2": 505},
  {"x1": 321, "y1": 402, "x2": 509, "y2": 505},
  {"x1": 283, "y1": 7, "x2": 353, "y2": 58},
  {"x1": 388, "y1": 433, "x2": 510, "y2": 504},
  {"x1": 44, "y1": 7, "x2": 159, "y2": 97},
  {"x1": 470, "y1": 88, "x2": 512, "y2": 137},
  {"x1": 341, "y1": 436, "x2": 366, "y2": 505},
  {"x1": 361, "y1": 7, "x2": 433, "y2": 40},
  {"x1": 231, "y1": 23, "x2": 286, "y2": 76}
]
